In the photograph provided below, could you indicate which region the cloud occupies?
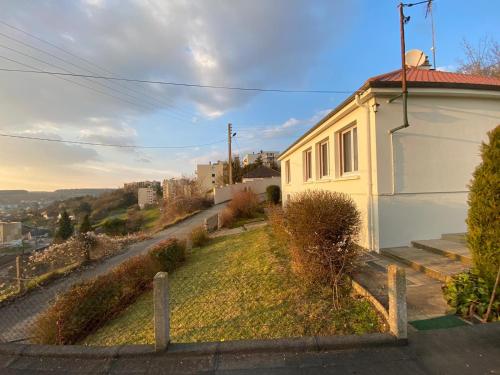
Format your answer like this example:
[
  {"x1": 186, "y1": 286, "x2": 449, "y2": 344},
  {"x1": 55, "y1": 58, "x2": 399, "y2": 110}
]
[
  {"x1": 79, "y1": 118, "x2": 137, "y2": 145},
  {"x1": 0, "y1": 0, "x2": 352, "y2": 189},
  {"x1": 241, "y1": 109, "x2": 331, "y2": 140}
]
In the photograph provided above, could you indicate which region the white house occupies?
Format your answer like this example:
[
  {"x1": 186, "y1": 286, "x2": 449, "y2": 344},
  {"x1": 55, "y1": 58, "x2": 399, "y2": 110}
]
[{"x1": 278, "y1": 67, "x2": 500, "y2": 251}]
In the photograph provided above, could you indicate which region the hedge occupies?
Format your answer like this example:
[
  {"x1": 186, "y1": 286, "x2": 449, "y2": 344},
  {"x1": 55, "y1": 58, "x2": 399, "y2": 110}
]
[{"x1": 31, "y1": 238, "x2": 185, "y2": 344}]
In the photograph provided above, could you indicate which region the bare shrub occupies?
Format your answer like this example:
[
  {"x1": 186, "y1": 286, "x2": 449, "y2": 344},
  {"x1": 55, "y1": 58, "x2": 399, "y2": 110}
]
[
  {"x1": 277, "y1": 190, "x2": 361, "y2": 307},
  {"x1": 219, "y1": 207, "x2": 235, "y2": 228},
  {"x1": 31, "y1": 238, "x2": 185, "y2": 344},
  {"x1": 227, "y1": 190, "x2": 261, "y2": 218},
  {"x1": 190, "y1": 226, "x2": 210, "y2": 247},
  {"x1": 162, "y1": 196, "x2": 212, "y2": 224}
]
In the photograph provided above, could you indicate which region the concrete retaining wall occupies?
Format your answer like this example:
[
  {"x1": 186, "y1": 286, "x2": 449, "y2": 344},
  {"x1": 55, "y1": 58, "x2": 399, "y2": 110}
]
[{"x1": 213, "y1": 177, "x2": 281, "y2": 205}]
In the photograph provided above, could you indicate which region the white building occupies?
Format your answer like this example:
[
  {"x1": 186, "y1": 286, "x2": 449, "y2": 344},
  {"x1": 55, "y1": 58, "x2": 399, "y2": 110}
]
[
  {"x1": 0, "y1": 222, "x2": 22, "y2": 244},
  {"x1": 243, "y1": 151, "x2": 280, "y2": 167},
  {"x1": 163, "y1": 178, "x2": 192, "y2": 202},
  {"x1": 196, "y1": 162, "x2": 226, "y2": 193},
  {"x1": 138, "y1": 187, "x2": 158, "y2": 209},
  {"x1": 279, "y1": 67, "x2": 500, "y2": 251}
]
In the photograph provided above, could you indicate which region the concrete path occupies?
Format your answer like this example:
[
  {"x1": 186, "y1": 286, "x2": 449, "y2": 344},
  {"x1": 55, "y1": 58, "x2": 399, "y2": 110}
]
[
  {"x1": 0, "y1": 322, "x2": 498, "y2": 374},
  {"x1": 0, "y1": 203, "x2": 226, "y2": 343},
  {"x1": 354, "y1": 251, "x2": 450, "y2": 321}
]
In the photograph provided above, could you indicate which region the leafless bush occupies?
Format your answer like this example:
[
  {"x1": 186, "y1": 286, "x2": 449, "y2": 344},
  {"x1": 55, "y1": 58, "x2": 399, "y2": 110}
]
[
  {"x1": 162, "y1": 196, "x2": 212, "y2": 224},
  {"x1": 219, "y1": 207, "x2": 235, "y2": 228},
  {"x1": 272, "y1": 190, "x2": 361, "y2": 308},
  {"x1": 227, "y1": 190, "x2": 261, "y2": 218}
]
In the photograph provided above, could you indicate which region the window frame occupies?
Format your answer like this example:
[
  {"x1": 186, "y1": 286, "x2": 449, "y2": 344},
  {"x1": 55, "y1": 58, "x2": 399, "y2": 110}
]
[
  {"x1": 285, "y1": 160, "x2": 291, "y2": 184},
  {"x1": 340, "y1": 125, "x2": 359, "y2": 176},
  {"x1": 318, "y1": 139, "x2": 330, "y2": 178},
  {"x1": 303, "y1": 148, "x2": 313, "y2": 182}
]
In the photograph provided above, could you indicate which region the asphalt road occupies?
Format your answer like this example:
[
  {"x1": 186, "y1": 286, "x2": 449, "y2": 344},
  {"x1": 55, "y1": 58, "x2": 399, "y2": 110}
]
[
  {"x1": 0, "y1": 203, "x2": 226, "y2": 343},
  {"x1": 0, "y1": 322, "x2": 499, "y2": 374}
]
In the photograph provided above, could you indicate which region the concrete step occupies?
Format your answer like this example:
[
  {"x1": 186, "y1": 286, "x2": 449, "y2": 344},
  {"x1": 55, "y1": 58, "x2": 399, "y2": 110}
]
[
  {"x1": 411, "y1": 239, "x2": 472, "y2": 266},
  {"x1": 380, "y1": 246, "x2": 468, "y2": 283},
  {"x1": 441, "y1": 233, "x2": 467, "y2": 244}
]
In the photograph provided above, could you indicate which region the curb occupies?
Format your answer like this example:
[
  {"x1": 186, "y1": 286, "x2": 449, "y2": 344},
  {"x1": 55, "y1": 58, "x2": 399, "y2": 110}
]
[{"x1": 0, "y1": 333, "x2": 405, "y2": 359}]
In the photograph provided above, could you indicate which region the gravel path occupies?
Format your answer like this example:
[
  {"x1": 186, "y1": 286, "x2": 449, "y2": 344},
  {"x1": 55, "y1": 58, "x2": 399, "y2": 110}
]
[{"x1": 0, "y1": 203, "x2": 226, "y2": 343}]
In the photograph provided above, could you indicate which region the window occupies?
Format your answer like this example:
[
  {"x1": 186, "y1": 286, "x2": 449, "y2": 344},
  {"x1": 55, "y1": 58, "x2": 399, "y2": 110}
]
[
  {"x1": 285, "y1": 160, "x2": 291, "y2": 184},
  {"x1": 319, "y1": 140, "x2": 329, "y2": 178},
  {"x1": 340, "y1": 126, "x2": 358, "y2": 175},
  {"x1": 303, "y1": 148, "x2": 312, "y2": 181},
  {"x1": 211, "y1": 173, "x2": 215, "y2": 177}
]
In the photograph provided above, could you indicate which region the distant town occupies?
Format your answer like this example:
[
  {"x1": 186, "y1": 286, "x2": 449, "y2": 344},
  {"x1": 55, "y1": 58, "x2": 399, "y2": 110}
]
[{"x1": 0, "y1": 150, "x2": 280, "y2": 250}]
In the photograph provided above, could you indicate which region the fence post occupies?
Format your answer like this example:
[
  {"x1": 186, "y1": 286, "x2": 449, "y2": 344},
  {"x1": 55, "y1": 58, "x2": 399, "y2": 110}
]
[
  {"x1": 388, "y1": 264, "x2": 407, "y2": 339},
  {"x1": 217, "y1": 212, "x2": 223, "y2": 230},
  {"x1": 154, "y1": 272, "x2": 170, "y2": 351},
  {"x1": 16, "y1": 255, "x2": 24, "y2": 294}
]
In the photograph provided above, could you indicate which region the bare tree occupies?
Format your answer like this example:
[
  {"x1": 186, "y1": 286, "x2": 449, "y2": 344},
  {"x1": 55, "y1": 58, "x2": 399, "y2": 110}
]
[{"x1": 457, "y1": 37, "x2": 500, "y2": 78}]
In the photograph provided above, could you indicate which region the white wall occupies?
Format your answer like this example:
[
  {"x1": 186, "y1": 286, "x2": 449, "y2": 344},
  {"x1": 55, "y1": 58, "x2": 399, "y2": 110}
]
[
  {"x1": 373, "y1": 90, "x2": 500, "y2": 248},
  {"x1": 279, "y1": 100, "x2": 375, "y2": 249},
  {"x1": 213, "y1": 177, "x2": 281, "y2": 205}
]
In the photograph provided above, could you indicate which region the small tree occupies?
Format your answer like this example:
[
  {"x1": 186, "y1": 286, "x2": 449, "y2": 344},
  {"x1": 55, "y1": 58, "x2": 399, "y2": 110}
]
[
  {"x1": 79, "y1": 214, "x2": 92, "y2": 234},
  {"x1": 467, "y1": 125, "x2": 500, "y2": 285},
  {"x1": 56, "y1": 210, "x2": 74, "y2": 242},
  {"x1": 266, "y1": 185, "x2": 281, "y2": 204}
]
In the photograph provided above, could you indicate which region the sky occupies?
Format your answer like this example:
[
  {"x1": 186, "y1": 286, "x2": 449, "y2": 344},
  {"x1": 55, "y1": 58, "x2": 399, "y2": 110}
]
[{"x1": 0, "y1": 0, "x2": 498, "y2": 191}]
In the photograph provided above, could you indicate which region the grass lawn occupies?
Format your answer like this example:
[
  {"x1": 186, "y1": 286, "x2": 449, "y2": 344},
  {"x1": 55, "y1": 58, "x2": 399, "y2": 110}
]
[
  {"x1": 83, "y1": 227, "x2": 385, "y2": 345},
  {"x1": 141, "y1": 207, "x2": 161, "y2": 230}
]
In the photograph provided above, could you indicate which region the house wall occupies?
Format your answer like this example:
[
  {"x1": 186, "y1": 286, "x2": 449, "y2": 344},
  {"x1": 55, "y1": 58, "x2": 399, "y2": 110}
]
[
  {"x1": 280, "y1": 101, "x2": 375, "y2": 249},
  {"x1": 280, "y1": 87, "x2": 500, "y2": 251},
  {"x1": 372, "y1": 90, "x2": 500, "y2": 248},
  {"x1": 213, "y1": 177, "x2": 281, "y2": 205}
]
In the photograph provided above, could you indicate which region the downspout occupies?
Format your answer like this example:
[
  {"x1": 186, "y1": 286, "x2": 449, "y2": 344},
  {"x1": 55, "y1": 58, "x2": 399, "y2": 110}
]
[{"x1": 355, "y1": 94, "x2": 375, "y2": 251}]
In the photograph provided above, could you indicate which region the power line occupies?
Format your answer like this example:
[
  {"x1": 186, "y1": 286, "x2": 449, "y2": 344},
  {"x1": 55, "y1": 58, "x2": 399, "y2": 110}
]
[
  {"x1": 0, "y1": 67, "x2": 355, "y2": 94},
  {"x1": 0, "y1": 30, "x2": 194, "y2": 121},
  {"x1": 0, "y1": 43, "x2": 157, "y2": 112},
  {"x1": 0, "y1": 22, "x2": 199, "y2": 120},
  {"x1": 0, "y1": 132, "x2": 225, "y2": 149},
  {"x1": 0, "y1": 55, "x2": 154, "y2": 111}
]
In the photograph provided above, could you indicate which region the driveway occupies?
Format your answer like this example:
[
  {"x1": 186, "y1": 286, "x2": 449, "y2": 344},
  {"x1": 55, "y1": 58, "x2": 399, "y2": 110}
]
[{"x1": 0, "y1": 203, "x2": 226, "y2": 343}]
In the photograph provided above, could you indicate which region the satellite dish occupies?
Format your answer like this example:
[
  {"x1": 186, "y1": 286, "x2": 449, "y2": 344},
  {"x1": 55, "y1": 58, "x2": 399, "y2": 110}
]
[{"x1": 405, "y1": 49, "x2": 427, "y2": 68}]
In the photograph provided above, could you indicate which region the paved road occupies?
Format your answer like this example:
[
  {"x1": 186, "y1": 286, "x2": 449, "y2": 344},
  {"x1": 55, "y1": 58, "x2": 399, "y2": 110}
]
[
  {"x1": 0, "y1": 322, "x2": 498, "y2": 374},
  {"x1": 0, "y1": 204, "x2": 225, "y2": 343}
]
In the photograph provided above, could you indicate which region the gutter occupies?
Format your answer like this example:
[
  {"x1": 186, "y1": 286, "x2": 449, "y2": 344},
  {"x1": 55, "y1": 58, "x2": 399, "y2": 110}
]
[{"x1": 355, "y1": 94, "x2": 375, "y2": 251}]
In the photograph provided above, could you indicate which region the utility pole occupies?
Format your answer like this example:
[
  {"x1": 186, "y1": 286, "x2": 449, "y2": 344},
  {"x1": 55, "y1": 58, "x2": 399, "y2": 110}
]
[
  {"x1": 399, "y1": 2, "x2": 409, "y2": 129},
  {"x1": 228, "y1": 123, "x2": 233, "y2": 185}
]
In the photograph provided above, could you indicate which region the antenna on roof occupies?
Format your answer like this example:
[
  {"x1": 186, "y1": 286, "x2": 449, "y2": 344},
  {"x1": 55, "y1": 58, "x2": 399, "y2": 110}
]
[{"x1": 425, "y1": 0, "x2": 437, "y2": 70}]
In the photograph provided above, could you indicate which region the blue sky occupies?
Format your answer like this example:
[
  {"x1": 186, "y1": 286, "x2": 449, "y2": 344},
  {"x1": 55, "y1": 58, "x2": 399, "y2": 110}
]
[{"x1": 0, "y1": 0, "x2": 498, "y2": 190}]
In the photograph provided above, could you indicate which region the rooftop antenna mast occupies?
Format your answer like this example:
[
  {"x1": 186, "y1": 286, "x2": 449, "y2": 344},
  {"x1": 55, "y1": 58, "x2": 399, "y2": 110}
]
[{"x1": 426, "y1": 0, "x2": 437, "y2": 69}]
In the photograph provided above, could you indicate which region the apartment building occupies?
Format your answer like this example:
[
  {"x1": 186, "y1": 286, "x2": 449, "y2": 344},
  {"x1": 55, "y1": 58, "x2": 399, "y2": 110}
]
[
  {"x1": 0, "y1": 221, "x2": 22, "y2": 244},
  {"x1": 243, "y1": 151, "x2": 280, "y2": 167},
  {"x1": 163, "y1": 178, "x2": 193, "y2": 202},
  {"x1": 196, "y1": 162, "x2": 226, "y2": 193},
  {"x1": 137, "y1": 187, "x2": 158, "y2": 209}
]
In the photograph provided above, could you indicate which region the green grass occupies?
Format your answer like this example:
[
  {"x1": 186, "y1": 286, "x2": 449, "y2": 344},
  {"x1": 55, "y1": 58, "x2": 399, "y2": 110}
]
[
  {"x1": 83, "y1": 227, "x2": 385, "y2": 345},
  {"x1": 228, "y1": 212, "x2": 266, "y2": 229},
  {"x1": 141, "y1": 207, "x2": 161, "y2": 230}
]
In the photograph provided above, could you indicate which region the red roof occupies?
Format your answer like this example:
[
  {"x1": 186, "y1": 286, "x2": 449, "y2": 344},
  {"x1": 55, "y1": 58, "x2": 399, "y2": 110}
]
[{"x1": 365, "y1": 68, "x2": 500, "y2": 91}]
